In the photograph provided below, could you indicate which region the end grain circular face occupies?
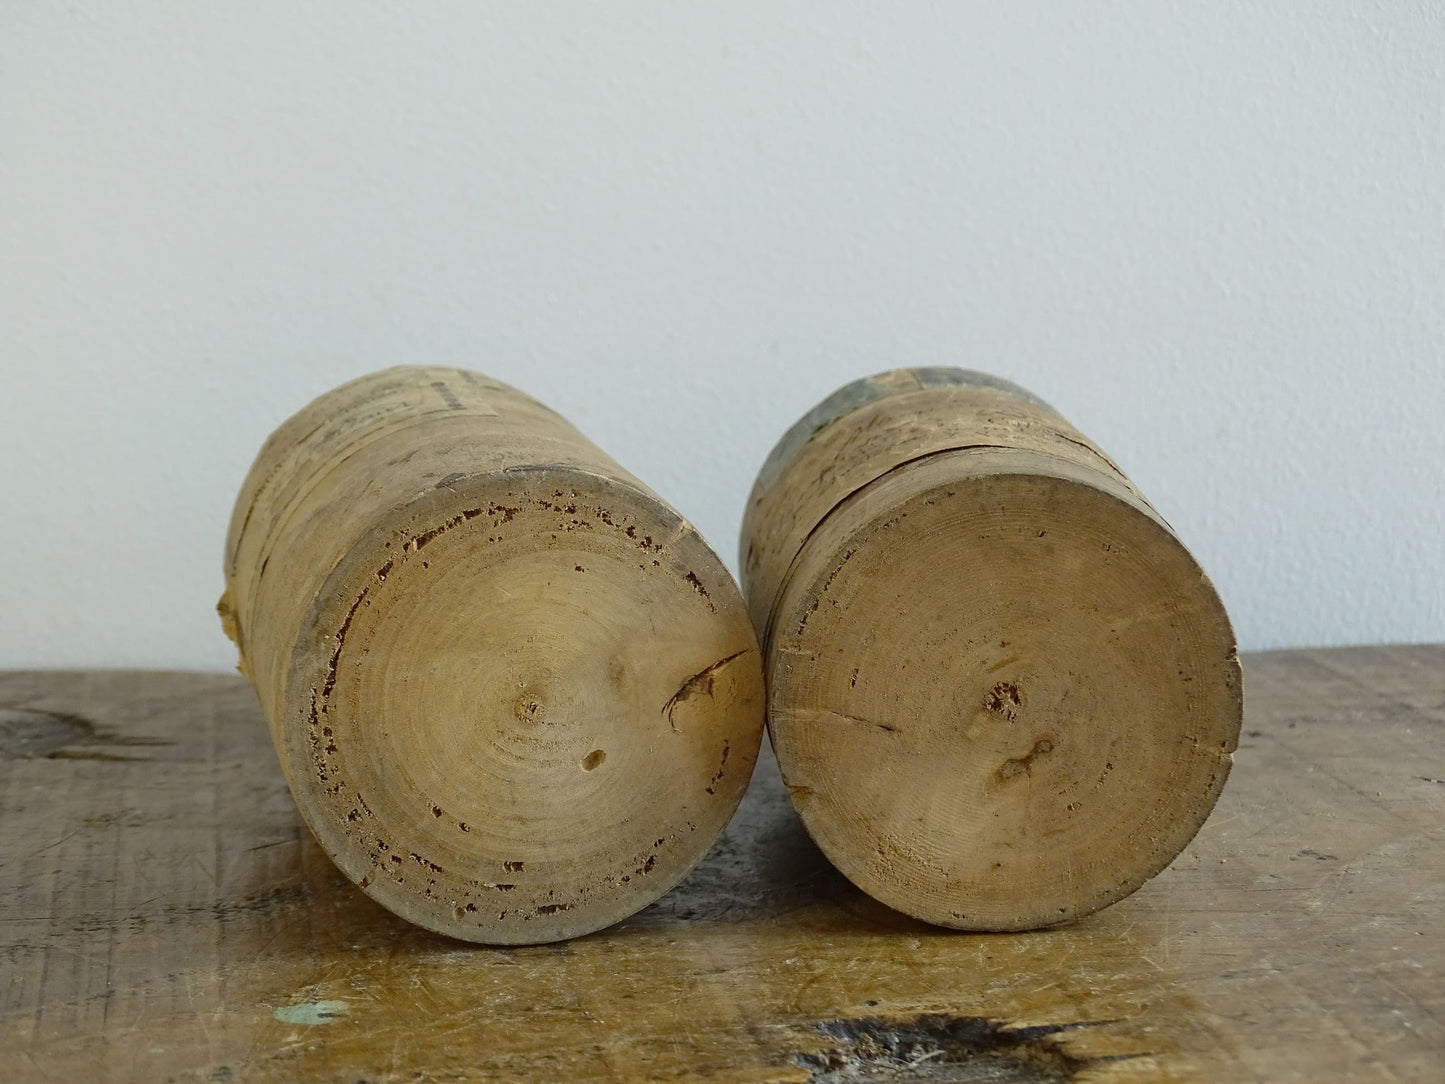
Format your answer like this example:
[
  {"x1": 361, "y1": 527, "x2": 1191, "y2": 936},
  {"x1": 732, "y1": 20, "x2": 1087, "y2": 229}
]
[
  {"x1": 289, "y1": 470, "x2": 763, "y2": 943},
  {"x1": 768, "y1": 455, "x2": 1241, "y2": 931}
]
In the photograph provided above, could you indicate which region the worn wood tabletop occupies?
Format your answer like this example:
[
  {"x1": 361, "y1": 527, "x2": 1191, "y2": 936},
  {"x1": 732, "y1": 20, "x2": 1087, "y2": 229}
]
[{"x1": 2, "y1": 646, "x2": 1442, "y2": 1082}]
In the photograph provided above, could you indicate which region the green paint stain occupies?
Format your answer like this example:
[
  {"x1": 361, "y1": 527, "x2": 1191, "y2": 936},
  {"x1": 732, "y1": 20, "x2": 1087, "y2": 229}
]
[{"x1": 273, "y1": 999, "x2": 349, "y2": 1026}]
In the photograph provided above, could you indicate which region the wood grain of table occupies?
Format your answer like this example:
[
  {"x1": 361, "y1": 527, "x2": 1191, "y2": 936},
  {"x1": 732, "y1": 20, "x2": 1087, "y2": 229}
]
[{"x1": 2, "y1": 646, "x2": 1442, "y2": 1082}]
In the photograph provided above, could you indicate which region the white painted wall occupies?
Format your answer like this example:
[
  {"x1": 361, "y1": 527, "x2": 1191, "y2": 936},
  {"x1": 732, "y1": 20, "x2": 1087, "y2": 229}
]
[{"x1": 2, "y1": 2, "x2": 1442, "y2": 669}]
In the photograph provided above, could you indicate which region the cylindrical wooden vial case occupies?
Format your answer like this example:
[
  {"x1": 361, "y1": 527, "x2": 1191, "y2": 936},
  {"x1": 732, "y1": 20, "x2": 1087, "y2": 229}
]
[
  {"x1": 741, "y1": 368, "x2": 1242, "y2": 931},
  {"x1": 220, "y1": 367, "x2": 764, "y2": 944}
]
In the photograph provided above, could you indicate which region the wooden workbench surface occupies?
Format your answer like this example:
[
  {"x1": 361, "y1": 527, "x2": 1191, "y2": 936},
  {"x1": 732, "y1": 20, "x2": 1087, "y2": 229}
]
[{"x1": 2, "y1": 646, "x2": 1442, "y2": 1082}]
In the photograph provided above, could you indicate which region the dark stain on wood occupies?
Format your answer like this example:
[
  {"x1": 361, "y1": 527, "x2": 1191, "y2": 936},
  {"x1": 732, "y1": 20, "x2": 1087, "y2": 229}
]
[
  {"x1": 0, "y1": 709, "x2": 94, "y2": 758},
  {"x1": 0, "y1": 708, "x2": 171, "y2": 761},
  {"x1": 795, "y1": 1013, "x2": 1138, "y2": 1082}
]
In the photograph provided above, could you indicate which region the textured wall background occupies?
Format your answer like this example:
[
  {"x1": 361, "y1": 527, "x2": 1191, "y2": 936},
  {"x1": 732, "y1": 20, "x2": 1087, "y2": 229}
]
[{"x1": 2, "y1": 2, "x2": 1442, "y2": 668}]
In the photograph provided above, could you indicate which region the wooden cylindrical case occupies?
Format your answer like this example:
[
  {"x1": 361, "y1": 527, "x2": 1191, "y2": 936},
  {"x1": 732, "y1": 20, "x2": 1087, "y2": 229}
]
[
  {"x1": 220, "y1": 367, "x2": 764, "y2": 943},
  {"x1": 741, "y1": 368, "x2": 1241, "y2": 930}
]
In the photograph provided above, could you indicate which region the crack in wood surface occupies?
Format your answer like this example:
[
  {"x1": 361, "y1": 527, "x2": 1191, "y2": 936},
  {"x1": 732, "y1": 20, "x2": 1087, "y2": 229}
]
[{"x1": 662, "y1": 649, "x2": 750, "y2": 731}]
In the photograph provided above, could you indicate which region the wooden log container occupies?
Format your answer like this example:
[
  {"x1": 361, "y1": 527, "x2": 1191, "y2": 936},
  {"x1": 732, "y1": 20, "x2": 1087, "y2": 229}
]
[
  {"x1": 219, "y1": 367, "x2": 764, "y2": 944},
  {"x1": 741, "y1": 368, "x2": 1242, "y2": 931}
]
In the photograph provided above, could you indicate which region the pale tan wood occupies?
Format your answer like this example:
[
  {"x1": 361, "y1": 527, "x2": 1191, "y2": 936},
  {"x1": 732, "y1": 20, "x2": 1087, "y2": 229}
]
[
  {"x1": 741, "y1": 369, "x2": 1242, "y2": 930},
  {"x1": 1, "y1": 647, "x2": 1441, "y2": 1081},
  {"x1": 219, "y1": 367, "x2": 764, "y2": 943}
]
